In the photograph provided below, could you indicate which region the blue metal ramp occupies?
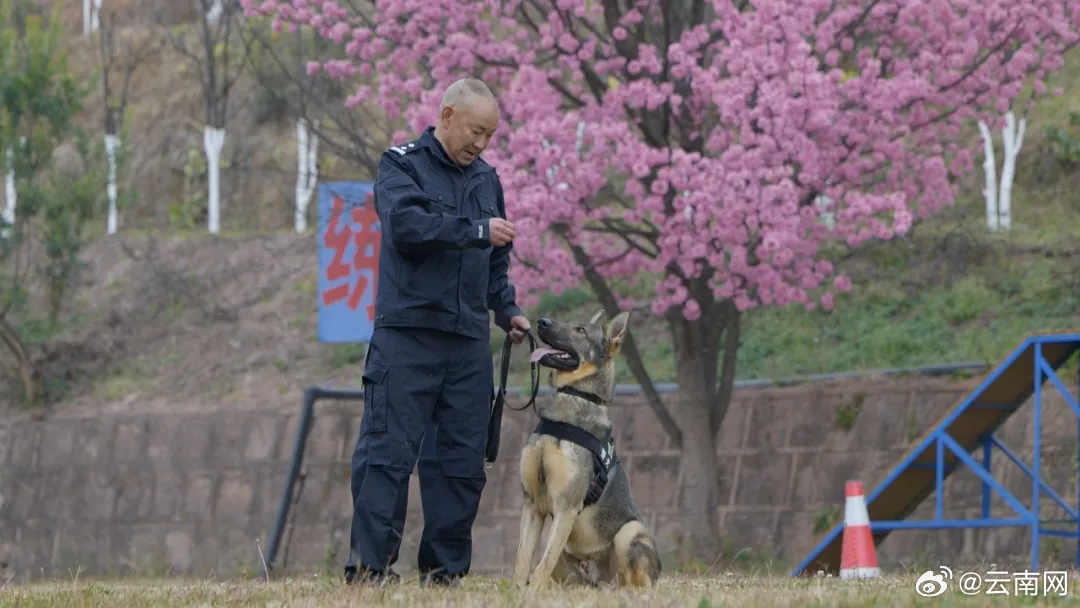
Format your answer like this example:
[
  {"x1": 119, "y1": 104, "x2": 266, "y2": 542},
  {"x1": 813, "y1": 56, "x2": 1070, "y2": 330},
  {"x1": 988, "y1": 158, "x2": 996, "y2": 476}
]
[{"x1": 792, "y1": 330, "x2": 1080, "y2": 576}]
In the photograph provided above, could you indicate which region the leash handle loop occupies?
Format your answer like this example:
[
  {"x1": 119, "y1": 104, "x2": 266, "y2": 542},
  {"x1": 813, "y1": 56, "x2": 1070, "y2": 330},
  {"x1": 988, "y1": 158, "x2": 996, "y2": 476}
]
[{"x1": 485, "y1": 327, "x2": 541, "y2": 465}]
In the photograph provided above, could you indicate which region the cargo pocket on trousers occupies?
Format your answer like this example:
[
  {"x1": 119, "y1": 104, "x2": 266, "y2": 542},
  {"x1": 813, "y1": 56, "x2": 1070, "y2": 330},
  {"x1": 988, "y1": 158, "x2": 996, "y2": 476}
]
[
  {"x1": 360, "y1": 365, "x2": 389, "y2": 434},
  {"x1": 438, "y1": 442, "x2": 487, "y2": 481}
]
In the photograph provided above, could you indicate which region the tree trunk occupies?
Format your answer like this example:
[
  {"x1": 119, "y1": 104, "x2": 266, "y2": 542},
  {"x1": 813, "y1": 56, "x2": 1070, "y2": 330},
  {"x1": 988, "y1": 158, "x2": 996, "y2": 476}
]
[
  {"x1": 0, "y1": 316, "x2": 37, "y2": 407},
  {"x1": 668, "y1": 300, "x2": 741, "y2": 567},
  {"x1": 105, "y1": 132, "x2": 119, "y2": 235},
  {"x1": 203, "y1": 125, "x2": 225, "y2": 235},
  {"x1": 670, "y1": 313, "x2": 723, "y2": 565}
]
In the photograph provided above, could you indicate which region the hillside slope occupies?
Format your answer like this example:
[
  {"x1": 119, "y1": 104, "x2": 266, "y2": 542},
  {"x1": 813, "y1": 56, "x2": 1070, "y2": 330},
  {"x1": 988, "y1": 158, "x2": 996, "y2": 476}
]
[{"x1": 0, "y1": 6, "x2": 1079, "y2": 412}]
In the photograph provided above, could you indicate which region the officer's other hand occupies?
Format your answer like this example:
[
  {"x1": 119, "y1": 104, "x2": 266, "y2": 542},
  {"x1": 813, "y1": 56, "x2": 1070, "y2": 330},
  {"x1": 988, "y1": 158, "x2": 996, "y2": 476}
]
[
  {"x1": 489, "y1": 218, "x2": 516, "y2": 247},
  {"x1": 508, "y1": 315, "x2": 530, "y2": 344}
]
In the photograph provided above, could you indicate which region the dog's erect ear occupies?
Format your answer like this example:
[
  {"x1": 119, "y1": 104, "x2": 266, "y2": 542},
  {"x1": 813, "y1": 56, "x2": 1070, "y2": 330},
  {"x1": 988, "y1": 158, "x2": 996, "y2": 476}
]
[
  {"x1": 604, "y1": 310, "x2": 631, "y2": 355},
  {"x1": 589, "y1": 309, "x2": 606, "y2": 326}
]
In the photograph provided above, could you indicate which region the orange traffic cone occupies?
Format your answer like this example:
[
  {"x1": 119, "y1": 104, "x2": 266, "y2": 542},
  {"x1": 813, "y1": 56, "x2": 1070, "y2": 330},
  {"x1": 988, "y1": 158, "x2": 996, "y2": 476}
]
[{"x1": 840, "y1": 480, "x2": 880, "y2": 579}]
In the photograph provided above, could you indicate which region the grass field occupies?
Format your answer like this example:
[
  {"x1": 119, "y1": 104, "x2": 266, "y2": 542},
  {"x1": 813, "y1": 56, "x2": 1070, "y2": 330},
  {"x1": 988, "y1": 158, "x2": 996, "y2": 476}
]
[{"x1": 3, "y1": 573, "x2": 1075, "y2": 607}]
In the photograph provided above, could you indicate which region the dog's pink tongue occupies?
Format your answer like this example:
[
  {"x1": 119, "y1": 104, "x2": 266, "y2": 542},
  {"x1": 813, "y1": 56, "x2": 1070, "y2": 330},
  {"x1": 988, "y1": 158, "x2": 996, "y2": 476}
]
[{"x1": 530, "y1": 348, "x2": 565, "y2": 363}]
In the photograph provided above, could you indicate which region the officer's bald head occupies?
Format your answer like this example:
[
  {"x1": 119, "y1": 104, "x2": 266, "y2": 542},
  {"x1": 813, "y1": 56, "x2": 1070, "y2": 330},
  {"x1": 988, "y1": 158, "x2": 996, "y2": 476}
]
[{"x1": 435, "y1": 78, "x2": 500, "y2": 166}]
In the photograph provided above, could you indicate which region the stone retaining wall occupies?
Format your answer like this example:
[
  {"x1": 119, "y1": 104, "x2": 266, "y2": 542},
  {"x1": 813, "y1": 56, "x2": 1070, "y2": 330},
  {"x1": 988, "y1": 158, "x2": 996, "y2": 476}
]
[{"x1": 2, "y1": 373, "x2": 1078, "y2": 581}]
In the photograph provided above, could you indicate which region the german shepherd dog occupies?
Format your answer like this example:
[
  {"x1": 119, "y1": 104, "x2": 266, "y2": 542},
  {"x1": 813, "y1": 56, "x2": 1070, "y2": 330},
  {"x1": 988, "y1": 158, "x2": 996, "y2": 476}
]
[{"x1": 512, "y1": 309, "x2": 662, "y2": 589}]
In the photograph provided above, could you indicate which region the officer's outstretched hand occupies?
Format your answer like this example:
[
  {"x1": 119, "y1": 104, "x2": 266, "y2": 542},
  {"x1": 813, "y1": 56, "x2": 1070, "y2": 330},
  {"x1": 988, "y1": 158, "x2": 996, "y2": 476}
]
[
  {"x1": 489, "y1": 218, "x2": 516, "y2": 247},
  {"x1": 508, "y1": 315, "x2": 530, "y2": 344}
]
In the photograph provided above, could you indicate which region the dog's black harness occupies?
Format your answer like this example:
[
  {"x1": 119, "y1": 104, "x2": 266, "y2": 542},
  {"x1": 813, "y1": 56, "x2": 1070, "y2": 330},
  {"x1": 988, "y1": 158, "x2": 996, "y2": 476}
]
[
  {"x1": 535, "y1": 409, "x2": 618, "y2": 507},
  {"x1": 485, "y1": 331, "x2": 618, "y2": 506}
]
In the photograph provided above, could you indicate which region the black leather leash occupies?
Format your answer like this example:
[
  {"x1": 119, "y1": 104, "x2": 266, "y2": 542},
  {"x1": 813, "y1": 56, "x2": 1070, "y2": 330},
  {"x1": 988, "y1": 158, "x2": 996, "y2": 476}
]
[{"x1": 485, "y1": 327, "x2": 540, "y2": 466}]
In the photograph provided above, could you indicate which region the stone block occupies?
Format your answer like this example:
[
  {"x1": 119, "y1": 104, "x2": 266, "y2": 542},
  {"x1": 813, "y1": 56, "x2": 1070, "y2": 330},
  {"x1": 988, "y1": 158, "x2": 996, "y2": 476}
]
[
  {"x1": 823, "y1": 391, "x2": 912, "y2": 452},
  {"x1": 733, "y1": 452, "x2": 793, "y2": 506},
  {"x1": 278, "y1": 524, "x2": 335, "y2": 572},
  {"x1": 183, "y1": 471, "x2": 216, "y2": 520},
  {"x1": 716, "y1": 397, "x2": 750, "y2": 453},
  {"x1": 255, "y1": 467, "x2": 288, "y2": 524},
  {"x1": 152, "y1": 470, "x2": 185, "y2": 521},
  {"x1": 716, "y1": 454, "x2": 737, "y2": 507},
  {"x1": 6, "y1": 476, "x2": 36, "y2": 520},
  {"x1": 244, "y1": 417, "x2": 282, "y2": 462},
  {"x1": 189, "y1": 531, "x2": 223, "y2": 574},
  {"x1": 772, "y1": 509, "x2": 824, "y2": 562},
  {"x1": 785, "y1": 396, "x2": 838, "y2": 449},
  {"x1": 37, "y1": 421, "x2": 78, "y2": 470},
  {"x1": 211, "y1": 415, "x2": 252, "y2": 466},
  {"x1": 120, "y1": 523, "x2": 170, "y2": 574},
  {"x1": 790, "y1": 451, "x2": 860, "y2": 508},
  {"x1": 9, "y1": 423, "x2": 41, "y2": 470},
  {"x1": 615, "y1": 403, "x2": 671, "y2": 453},
  {"x1": 112, "y1": 464, "x2": 156, "y2": 522},
  {"x1": 496, "y1": 462, "x2": 525, "y2": 514},
  {"x1": 172, "y1": 416, "x2": 215, "y2": 464},
  {"x1": 0, "y1": 423, "x2": 10, "y2": 467},
  {"x1": 650, "y1": 513, "x2": 684, "y2": 558},
  {"x1": 279, "y1": 414, "x2": 301, "y2": 461},
  {"x1": 744, "y1": 399, "x2": 794, "y2": 450},
  {"x1": 43, "y1": 470, "x2": 81, "y2": 521},
  {"x1": 292, "y1": 464, "x2": 347, "y2": 527},
  {"x1": 628, "y1": 453, "x2": 679, "y2": 510},
  {"x1": 216, "y1": 471, "x2": 255, "y2": 527},
  {"x1": 165, "y1": 528, "x2": 195, "y2": 574},
  {"x1": 721, "y1": 509, "x2": 778, "y2": 555},
  {"x1": 81, "y1": 471, "x2": 118, "y2": 521},
  {"x1": 112, "y1": 419, "x2": 148, "y2": 462},
  {"x1": 73, "y1": 418, "x2": 110, "y2": 466},
  {"x1": 470, "y1": 515, "x2": 508, "y2": 571},
  {"x1": 39, "y1": 524, "x2": 94, "y2": 575},
  {"x1": 322, "y1": 463, "x2": 354, "y2": 527},
  {"x1": 306, "y1": 413, "x2": 351, "y2": 464}
]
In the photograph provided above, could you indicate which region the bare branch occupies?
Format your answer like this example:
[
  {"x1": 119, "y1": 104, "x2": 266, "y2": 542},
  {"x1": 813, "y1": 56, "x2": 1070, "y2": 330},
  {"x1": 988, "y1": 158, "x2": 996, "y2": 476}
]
[
  {"x1": 96, "y1": 6, "x2": 165, "y2": 136},
  {"x1": 556, "y1": 229, "x2": 683, "y2": 448}
]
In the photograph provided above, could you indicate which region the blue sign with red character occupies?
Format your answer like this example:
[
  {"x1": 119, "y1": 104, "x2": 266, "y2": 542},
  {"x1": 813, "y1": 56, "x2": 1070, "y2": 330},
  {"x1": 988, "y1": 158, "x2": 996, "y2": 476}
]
[{"x1": 316, "y1": 181, "x2": 380, "y2": 343}]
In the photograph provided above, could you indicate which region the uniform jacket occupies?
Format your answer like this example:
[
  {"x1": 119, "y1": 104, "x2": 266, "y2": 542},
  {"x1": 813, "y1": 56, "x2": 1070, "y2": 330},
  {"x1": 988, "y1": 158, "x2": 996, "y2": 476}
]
[{"x1": 371, "y1": 126, "x2": 522, "y2": 341}]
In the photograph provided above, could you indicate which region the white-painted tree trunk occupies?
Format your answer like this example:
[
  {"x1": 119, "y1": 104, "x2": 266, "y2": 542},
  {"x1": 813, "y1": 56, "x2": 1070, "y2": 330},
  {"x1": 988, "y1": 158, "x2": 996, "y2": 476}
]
[
  {"x1": 206, "y1": 0, "x2": 224, "y2": 22},
  {"x1": 978, "y1": 111, "x2": 1025, "y2": 232},
  {"x1": 1, "y1": 145, "x2": 13, "y2": 238},
  {"x1": 977, "y1": 120, "x2": 998, "y2": 232},
  {"x1": 815, "y1": 194, "x2": 836, "y2": 230},
  {"x1": 203, "y1": 125, "x2": 225, "y2": 235},
  {"x1": 294, "y1": 117, "x2": 319, "y2": 233},
  {"x1": 998, "y1": 111, "x2": 1025, "y2": 232},
  {"x1": 83, "y1": 0, "x2": 101, "y2": 35},
  {"x1": 105, "y1": 133, "x2": 120, "y2": 235}
]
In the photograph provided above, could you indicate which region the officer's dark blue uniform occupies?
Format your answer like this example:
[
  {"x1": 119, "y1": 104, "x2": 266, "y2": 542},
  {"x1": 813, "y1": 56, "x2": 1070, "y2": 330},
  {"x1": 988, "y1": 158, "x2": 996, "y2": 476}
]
[{"x1": 345, "y1": 126, "x2": 521, "y2": 585}]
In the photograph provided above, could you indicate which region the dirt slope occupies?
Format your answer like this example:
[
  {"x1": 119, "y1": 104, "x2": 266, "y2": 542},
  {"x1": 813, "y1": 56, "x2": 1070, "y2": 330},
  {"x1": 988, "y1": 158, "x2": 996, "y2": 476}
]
[{"x1": 10, "y1": 232, "x2": 359, "y2": 412}]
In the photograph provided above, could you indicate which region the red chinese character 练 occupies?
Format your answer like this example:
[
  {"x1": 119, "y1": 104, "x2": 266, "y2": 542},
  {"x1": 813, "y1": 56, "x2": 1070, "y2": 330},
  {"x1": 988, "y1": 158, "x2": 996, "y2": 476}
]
[{"x1": 321, "y1": 192, "x2": 381, "y2": 322}]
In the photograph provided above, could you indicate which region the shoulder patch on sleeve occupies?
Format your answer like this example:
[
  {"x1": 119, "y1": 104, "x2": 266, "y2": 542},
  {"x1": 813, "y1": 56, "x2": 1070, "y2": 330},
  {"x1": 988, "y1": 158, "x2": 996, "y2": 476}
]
[{"x1": 388, "y1": 141, "x2": 420, "y2": 156}]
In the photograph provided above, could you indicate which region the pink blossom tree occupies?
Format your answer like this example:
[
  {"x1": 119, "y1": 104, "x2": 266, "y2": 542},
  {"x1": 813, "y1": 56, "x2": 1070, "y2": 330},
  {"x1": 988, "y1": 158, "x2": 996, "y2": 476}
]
[{"x1": 243, "y1": 0, "x2": 1080, "y2": 561}]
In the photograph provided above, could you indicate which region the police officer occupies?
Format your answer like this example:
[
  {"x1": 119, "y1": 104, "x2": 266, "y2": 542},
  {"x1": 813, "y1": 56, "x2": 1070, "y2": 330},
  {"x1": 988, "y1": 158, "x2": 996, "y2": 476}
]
[{"x1": 345, "y1": 78, "x2": 530, "y2": 587}]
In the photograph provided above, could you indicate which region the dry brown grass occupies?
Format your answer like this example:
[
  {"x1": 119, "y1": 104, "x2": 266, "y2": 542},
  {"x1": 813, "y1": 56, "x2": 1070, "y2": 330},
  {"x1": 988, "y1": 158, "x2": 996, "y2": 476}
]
[{"x1": 0, "y1": 573, "x2": 1069, "y2": 607}]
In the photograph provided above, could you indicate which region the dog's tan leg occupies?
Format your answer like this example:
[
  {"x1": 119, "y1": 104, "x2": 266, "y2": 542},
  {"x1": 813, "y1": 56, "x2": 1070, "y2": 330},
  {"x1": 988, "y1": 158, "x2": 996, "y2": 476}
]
[
  {"x1": 512, "y1": 501, "x2": 545, "y2": 588},
  {"x1": 612, "y1": 520, "x2": 661, "y2": 587},
  {"x1": 528, "y1": 508, "x2": 578, "y2": 588}
]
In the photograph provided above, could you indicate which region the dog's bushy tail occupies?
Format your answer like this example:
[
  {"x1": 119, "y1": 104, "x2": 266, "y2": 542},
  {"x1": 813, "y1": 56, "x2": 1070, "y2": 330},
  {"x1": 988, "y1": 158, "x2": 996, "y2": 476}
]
[{"x1": 613, "y1": 520, "x2": 662, "y2": 587}]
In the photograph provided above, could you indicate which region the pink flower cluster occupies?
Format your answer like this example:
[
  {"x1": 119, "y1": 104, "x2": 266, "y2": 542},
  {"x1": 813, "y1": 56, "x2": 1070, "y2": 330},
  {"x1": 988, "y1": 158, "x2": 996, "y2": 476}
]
[{"x1": 242, "y1": 0, "x2": 1080, "y2": 318}]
